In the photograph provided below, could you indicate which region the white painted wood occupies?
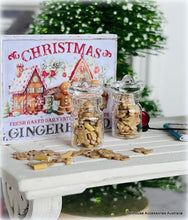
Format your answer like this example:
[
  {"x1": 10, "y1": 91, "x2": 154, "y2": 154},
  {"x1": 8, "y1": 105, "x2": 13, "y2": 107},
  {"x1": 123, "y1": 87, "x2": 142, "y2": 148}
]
[
  {"x1": 25, "y1": 196, "x2": 62, "y2": 220},
  {"x1": 1, "y1": 116, "x2": 187, "y2": 219},
  {"x1": 2, "y1": 179, "x2": 62, "y2": 219}
]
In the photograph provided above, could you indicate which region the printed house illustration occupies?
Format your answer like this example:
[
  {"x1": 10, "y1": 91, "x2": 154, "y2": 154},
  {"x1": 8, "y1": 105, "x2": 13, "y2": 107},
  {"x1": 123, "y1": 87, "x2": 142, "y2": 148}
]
[
  {"x1": 9, "y1": 64, "x2": 46, "y2": 115},
  {"x1": 69, "y1": 55, "x2": 93, "y2": 84},
  {"x1": 69, "y1": 55, "x2": 108, "y2": 110}
]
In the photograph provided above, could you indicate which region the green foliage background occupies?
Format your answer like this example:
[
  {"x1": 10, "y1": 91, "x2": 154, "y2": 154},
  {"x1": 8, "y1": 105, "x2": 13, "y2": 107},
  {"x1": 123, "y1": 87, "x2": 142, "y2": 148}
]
[
  {"x1": 62, "y1": 176, "x2": 183, "y2": 217},
  {"x1": 29, "y1": 0, "x2": 166, "y2": 76},
  {"x1": 28, "y1": 0, "x2": 166, "y2": 116}
]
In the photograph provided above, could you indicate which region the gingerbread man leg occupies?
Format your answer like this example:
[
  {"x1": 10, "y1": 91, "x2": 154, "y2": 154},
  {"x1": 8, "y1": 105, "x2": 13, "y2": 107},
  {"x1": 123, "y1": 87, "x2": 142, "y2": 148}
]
[{"x1": 56, "y1": 105, "x2": 66, "y2": 115}]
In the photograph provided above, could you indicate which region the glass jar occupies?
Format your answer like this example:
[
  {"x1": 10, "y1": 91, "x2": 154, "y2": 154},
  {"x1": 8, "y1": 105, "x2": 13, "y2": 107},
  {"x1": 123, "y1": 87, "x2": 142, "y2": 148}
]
[
  {"x1": 111, "y1": 75, "x2": 143, "y2": 139},
  {"x1": 68, "y1": 81, "x2": 104, "y2": 148}
]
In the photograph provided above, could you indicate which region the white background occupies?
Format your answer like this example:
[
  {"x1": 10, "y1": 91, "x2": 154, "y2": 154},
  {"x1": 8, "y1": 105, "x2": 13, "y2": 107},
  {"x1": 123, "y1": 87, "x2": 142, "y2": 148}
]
[{"x1": 133, "y1": 0, "x2": 188, "y2": 117}]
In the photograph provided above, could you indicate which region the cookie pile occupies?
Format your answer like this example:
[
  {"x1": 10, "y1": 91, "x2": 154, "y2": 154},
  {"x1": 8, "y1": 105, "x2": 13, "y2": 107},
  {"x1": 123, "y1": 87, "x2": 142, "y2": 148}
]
[
  {"x1": 114, "y1": 95, "x2": 141, "y2": 139},
  {"x1": 12, "y1": 147, "x2": 154, "y2": 171},
  {"x1": 12, "y1": 148, "x2": 130, "y2": 171},
  {"x1": 73, "y1": 100, "x2": 103, "y2": 148}
]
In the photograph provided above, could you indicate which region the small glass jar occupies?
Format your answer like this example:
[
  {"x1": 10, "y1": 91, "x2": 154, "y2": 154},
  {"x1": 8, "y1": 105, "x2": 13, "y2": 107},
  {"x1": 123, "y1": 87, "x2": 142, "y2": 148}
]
[
  {"x1": 111, "y1": 75, "x2": 143, "y2": 139},
  {"x1": 68, "y1": 81, "x2": 104, "y2": 148}
]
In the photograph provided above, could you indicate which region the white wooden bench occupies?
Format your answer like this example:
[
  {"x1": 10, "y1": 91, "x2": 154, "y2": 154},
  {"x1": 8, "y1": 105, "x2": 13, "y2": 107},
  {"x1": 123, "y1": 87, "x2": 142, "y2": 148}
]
[{"x1": 1, "y1": 116, "x2": 188, "y2": 219}]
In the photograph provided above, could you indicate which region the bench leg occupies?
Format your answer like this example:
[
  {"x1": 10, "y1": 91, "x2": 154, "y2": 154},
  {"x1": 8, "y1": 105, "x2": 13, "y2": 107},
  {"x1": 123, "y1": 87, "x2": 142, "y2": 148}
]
[{"x1": 2, "y1": 179, "x2": 62, "y2": 219}]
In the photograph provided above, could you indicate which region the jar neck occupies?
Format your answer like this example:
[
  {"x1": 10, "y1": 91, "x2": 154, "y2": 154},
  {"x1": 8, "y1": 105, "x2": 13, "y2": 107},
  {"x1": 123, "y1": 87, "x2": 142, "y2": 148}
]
[
  {"x1": 134, "y1": 92, "x2": 140, "y2": 103},
  {"x1": 73, "y1": 96, "x2": 102, "y2": 111},
  {"x1": 113, "y1": 93, "x2": 135, "y2": 104}
]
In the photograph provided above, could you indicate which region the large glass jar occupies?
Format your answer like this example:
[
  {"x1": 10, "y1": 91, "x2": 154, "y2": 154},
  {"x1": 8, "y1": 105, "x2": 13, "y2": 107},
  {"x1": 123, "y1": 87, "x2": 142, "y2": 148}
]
[
  {"x1": 68, "y1": 81, "x2": 104, "y2": 148},
  {"x1": 111, "y1": 75, "x2": 143, "y2": 139}
]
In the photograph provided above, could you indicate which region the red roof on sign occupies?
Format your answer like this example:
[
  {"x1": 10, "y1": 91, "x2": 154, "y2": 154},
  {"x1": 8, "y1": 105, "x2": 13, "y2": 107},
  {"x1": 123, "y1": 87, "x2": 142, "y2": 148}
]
[
  {"x1": 69, "y1": 55, "x2": 93, "y2": 82},
  {"x1": 9, "y1": 65, "x2": 45, "y2": 94}
]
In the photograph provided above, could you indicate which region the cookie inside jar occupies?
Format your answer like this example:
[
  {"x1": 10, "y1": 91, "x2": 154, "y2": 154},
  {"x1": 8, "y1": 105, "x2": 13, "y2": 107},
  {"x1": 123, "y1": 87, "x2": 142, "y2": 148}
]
[
  {"x1": 113, "y1": 93, "x2": 141, "y2": 139},
  {"x1": 68, "y1": 80, "x2": 104, "y2": 148},
  {"x1": 73, "y1": 99, "x2": 103, "y2": 148},
  {"x1": 111, "y1": 75, "x2": 143, "y2": 139}
]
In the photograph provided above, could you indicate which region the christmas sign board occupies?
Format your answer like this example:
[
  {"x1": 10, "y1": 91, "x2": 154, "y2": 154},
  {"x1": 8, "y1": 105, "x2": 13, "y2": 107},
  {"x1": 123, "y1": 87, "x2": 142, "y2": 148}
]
[{"x1": 1, "y1": 34, "x2": 117, "y2": 143}]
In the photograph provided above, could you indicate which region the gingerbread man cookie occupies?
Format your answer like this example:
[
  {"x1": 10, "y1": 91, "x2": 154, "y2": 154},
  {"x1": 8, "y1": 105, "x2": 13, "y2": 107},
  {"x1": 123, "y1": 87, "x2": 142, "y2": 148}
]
[
  {"x1": 74, "y1": 124, "x2": 90, "y2": 146},
  {"x1": 27, "y1": 96, "x2": 37, "y2": 115},
  {"x1": 133, "y1": 147, "x2": 153, "y2": 155},
  {"x1": 54, "y1": 81, "x2": 72, "y2": 115},
  {"x1": 13, "y1": 152, "x2": 30, "y2": 160}
]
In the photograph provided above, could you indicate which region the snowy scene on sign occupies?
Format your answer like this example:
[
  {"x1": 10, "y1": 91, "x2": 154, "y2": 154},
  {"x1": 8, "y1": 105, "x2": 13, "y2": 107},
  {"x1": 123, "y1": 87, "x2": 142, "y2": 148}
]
[{"x1": 1, "y1": 35, "x2": 117, "y2": 143}]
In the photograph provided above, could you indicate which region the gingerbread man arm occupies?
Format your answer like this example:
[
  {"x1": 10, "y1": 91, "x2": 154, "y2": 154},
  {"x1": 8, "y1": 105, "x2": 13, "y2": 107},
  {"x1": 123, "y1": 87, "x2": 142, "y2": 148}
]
[
  {"x1": 54, "y1": 93, "x2": 63, "y2": 101},
  {"x1": 54, "y1": 93, "x2": 65, "y2": 115}
]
